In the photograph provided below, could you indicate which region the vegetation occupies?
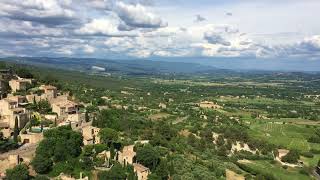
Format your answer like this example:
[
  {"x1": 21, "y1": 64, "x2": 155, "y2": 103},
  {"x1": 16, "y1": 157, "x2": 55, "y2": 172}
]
[
  {"x1": 5, "y1": 164, "x2": 30, "y2": 180},
  {"x1": 2, "y1": 62, "x2": 320, "y2": 179}
]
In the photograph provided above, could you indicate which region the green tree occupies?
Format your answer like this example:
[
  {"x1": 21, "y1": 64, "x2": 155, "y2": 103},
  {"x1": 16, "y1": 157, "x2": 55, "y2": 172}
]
[
  {"x1": 37, "y1": 100, "x2": 52, "y2": 114},
  {"x1": 6, "y1": 164, "x2": 29, "y2": 180},
  {"x1": 99, "y1": 128, "x2": 118, "y2": 145},
  {"x1": 136, "y1": 145, "x2": 160, "y2": 171},
  {"x1": 281, "y1": 150, "x2": 300, "y2": 164},
  {"x1": 154, "y1": 159, "x2": 169, "y2": 180},
  {"x1": 13, "y1": 117, "x2": 19, "y2": 143},
  {"x1": 31, "y1": 155, "x2": 53, "y2": 174},
  {"x1": 33, "y1": 175, "x2": 50, "y2": 180},
  {"x1": 85, "y1": 111, "x2": 90, "y2": 122},
  {"x1": 98, "y1": 164, "x2": 127, "y2": 179}
]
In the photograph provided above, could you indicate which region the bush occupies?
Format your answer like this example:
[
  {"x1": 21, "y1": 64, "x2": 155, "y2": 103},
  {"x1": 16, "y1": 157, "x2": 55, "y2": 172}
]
[
  {"x1": 6, "y1": 164, "x2": 29, "y2": 180},
  {"x1": 301, "y1": 151, "x2": 314, "y2": 158},
  {"x1": 281, "y1": 150, "x2": 299, "y2": 164},
  {"x1": 310, "y1": 149, "x2": 320, "y2": 154}
]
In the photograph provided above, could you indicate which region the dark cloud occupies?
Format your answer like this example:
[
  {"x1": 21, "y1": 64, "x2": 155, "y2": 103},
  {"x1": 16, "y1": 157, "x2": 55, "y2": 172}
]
[
  {"x1": 195, "y1": 14, "x2": 206, "y2": 22},
  {"x1": 0, "y1": 0, "x2": 80, "y2": 27},
  {"x1": 204, "y1": 32, "x2": 231, "y2": 46}
]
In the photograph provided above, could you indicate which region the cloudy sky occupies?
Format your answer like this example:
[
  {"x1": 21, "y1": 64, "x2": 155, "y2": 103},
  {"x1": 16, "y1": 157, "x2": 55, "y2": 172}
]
[{"x1": 0, "y1": 0, "x2": 319, "y2": 60}]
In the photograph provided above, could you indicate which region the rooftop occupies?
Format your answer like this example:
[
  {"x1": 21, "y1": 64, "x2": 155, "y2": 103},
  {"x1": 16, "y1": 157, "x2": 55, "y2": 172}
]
[
  {"x1": 133, "y1": 163, "x2": 149, "y2": 172},
  {"x1": 40, "y1": 85, "x2": 57, "y2": 90},
  {"x1": 52, "y1": 99, "x2": 78, "y2": 108}
]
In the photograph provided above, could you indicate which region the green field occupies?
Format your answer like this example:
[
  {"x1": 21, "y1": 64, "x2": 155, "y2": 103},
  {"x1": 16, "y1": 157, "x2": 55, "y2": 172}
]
[
  {"x1": 249, "y1": 122, "x2": 320, "y2": 151},
  {"x1": 240, "y1": 160, "x2": 311, "y2": 180}
]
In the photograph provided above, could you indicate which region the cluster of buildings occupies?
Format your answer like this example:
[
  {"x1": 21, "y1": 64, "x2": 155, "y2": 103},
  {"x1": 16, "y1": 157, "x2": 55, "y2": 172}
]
[
  {"x1": 0, "y1": 69, "x2": 83, "y2": 143},
  {"x1": 0, "y1": 69, "x2": 152, "y2": 180},
  {"x1": 82, "y1": 126, "x2": 150, "y2": 180}
]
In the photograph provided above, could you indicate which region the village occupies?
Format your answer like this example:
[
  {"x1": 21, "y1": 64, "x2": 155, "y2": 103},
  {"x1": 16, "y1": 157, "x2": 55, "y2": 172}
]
[{"x1": 0, "y1": 69, "x2": 150, "y2": 180}]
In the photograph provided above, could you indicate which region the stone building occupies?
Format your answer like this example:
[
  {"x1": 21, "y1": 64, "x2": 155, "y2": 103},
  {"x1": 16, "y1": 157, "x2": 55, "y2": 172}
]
[
  {"x1": 198, "y1": 101, "x2": 222, "y2": 109},
  {"x1": 118, "y1": 145, "x2": 136, "y2": 165},
  {"x1": 82, "y1": 125, "x2": 101, "y2": 145},
  {"x1": 0, "y1": 98, "x2": 29, "y2": 129},
  {"x1": 9, "y1": 78, "x2": 32, "y2": 92},
  {"x1": 51, "y1": 99, "x2": 79, "y2": 118},
  {"x1": 133, "y1": 163, "x2": 150, "y2": 180},
  {"x1": 20, "y1": 132, "x2": 44, "y2": 144},
  {"x1": 39, "y1": 85, "x2": 58, "y2": 100}
]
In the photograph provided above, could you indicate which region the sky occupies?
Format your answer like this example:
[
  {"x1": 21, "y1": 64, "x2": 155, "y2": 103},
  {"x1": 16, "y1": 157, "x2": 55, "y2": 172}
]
[{"x1": 0, "y1": 0, "x2": 319, "y2": 61}]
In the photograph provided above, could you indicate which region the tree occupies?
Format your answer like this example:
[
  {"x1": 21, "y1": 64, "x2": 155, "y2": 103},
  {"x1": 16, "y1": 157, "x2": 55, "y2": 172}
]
[
  {"x1": 99, "y1": 128, "x2": 118, "y2": 146},
  {"x1": 6, "y1": 164, "x2": 29, "y2": 180},
  {"x1": 317, "y1": 159, "x2": 320, "y2": 167},
  {"x1": 154, "y1": 159, "x2": 169, "y2": 180},
  {"x1": 13, "y1": 117, "x2": 19, "y2": 143},
  {"x1": 98, "y1": 164, "x2": 127, "y2": 179},
  {"x1": 37, "y1": 100, "x2": 52, "y2": 114},
  {"x1": 31, "y1": 155, "x2": 53, "y2": 174},
  {"x1": 32, "y1": 126, "x2": 83, "y2": 174},
  {"x1": 216, "y1": 135, "x2": 225, "y2": 146},
  {"x1": 33, "y1": 175, "x2": 50, "y2": 180},
  {"x1": 85, "y1": 111, "x2": 90, "y2": 122},
  {"x1": 136, "y1": 145, "x2": 160, "y2": 171},
  {"x1": 281, "y1": 150, "x2": 300, "y2": 164}
]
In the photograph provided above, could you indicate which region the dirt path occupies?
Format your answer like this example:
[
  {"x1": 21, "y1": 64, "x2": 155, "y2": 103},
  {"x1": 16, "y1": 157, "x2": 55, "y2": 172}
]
[{"x1": 0, "y1": 143, "x2": 38, "y2": 160}]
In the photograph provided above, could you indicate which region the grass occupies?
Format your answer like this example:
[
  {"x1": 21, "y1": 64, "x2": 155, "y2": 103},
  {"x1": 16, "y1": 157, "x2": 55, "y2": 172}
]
[
  {"x1": 249, "y1": 122, "x2": 319, "y2": 151},
  {"x1": 240, "y1": 160, "x2": 310, "y2": 180},
  {"x1": 301, "y1": 154, "x2": 320, "y2": 167}
]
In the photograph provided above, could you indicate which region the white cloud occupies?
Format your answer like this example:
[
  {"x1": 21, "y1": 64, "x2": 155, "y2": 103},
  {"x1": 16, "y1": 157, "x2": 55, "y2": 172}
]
[
  {"x1": 75, "y1": 18, "x2": 137, "y2": 36},
  {"x1": 56, "y1": 48, "x2": 73, "y2": 55},
  {"x1": 0, "y1": 0, "x2": 319, "y2": 60},
  {"x1": 114, "y1": 1, "x2": 167, "y2": 28},
  {"x1": 83, "y1": 44, "x2": 95, "y2": 54}
]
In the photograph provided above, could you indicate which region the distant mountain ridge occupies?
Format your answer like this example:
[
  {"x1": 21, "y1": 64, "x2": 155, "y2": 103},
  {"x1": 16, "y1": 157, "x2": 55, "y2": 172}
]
[{"x1": 0, "y1": 57, "x2": 221, "y2": 75}]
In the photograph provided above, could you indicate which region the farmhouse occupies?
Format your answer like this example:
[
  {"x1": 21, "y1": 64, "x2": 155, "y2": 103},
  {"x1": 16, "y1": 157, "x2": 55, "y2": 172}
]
[
  {"x1": 0, "y1": 98, "x2": 29, "y2": 129},
  {"x1": 277, "y1": 149, "x2": 289, "y2": 159},
  {"x1": 159, "y1": 103, "x2": 167, "y2": 109},
  {"x1": 51, "y1": 99, "x2": 79, "y2": 118},
  {"x1": 82, "y1": 125, "x2": 101, "y2": 145},
  {"x1": 39, "y1": 85, "x2": 58, "y2": 100},
  {"x1": 198, "y1": 101, "x2": 222, "y2": 109},
  {"x1": 133, "y1": 163, "x2": 150, "y2": 180},
  {"x1": 118, "y1": 145, "x2": 136, "y2": 166},
  {"x1": 9, "y1": 78, "x2": 32, "y2": 92}
]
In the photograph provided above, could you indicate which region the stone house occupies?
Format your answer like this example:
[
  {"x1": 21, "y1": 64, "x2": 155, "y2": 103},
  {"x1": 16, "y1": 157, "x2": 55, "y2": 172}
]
[
  {"x1": 7, "y1": 95, "x2": 28, "y2": 104},
  {"x1": 0, "y1": 98, "x2": 29, "y2": 129},
  {"x1": 133, "y1": 163, "x2": 150, "y2": 180},
  {"x1": 39, "y1": 85, "x2": 57, "y2": 100},
  {"x1": 9, "y1": 78, "x2": 32, "y2": 92},
  {"x1": 118, "y1": 145, "x2": 136, "y2": 165},
  {"x1": 0, "y1": 128, "x2": 12, "y2": 138},
  {"x1": 51, "y1": 99, "x2": 79, "y2": 118},
  {"x1": 82, "y1": 125, "x2": 101, "y2": 145},
  {"x1": 198, "y1": 101, "x2": 222, "y2": 109},
  {"x1": 277, "y1": 149, "x2": 289, "y2": 159},
  {"x1": 159, "y1": 103, "x2": 167, "y2": 109},
  {"x1": 20, "y1": 132, "x2": 44, "y2": 144}
]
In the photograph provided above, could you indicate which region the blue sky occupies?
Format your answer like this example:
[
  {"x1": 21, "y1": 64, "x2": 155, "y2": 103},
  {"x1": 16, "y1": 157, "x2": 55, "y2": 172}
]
[{"x1": 0, "y1": 0, "x2": 319, "y2": 61}]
